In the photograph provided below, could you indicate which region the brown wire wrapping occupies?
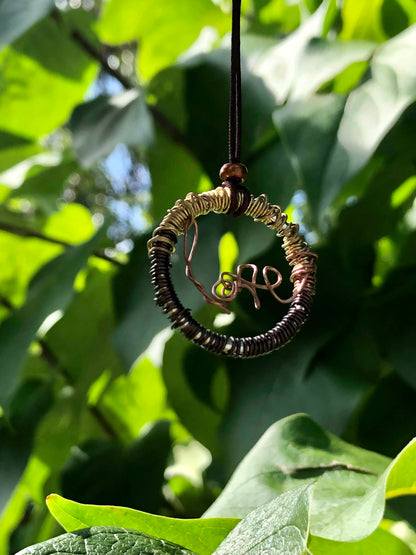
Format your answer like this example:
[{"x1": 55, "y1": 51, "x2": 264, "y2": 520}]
[{"x1": 147, "y1": 186, "x2": 317, "y2": 358}]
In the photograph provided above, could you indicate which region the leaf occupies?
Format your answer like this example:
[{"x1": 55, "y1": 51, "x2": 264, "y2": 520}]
[
  {"x1": 148, "y1": 125, "x2": 205, "y2": 221},
  {"x1": 97, "y1": 0, "x2": 229, "y2": 80},
  {"x1": 97, "y1": 357, "x2": 170, "y2": 443},
  {"x1": 9, "y1": 160, "x2": 77, "y2": 213},
  {"x1": 15, "y1": 526, "x2": 197, "y2": 555},
  {"x1": 70, "y1": 91, "x2": 154, "y2": 168},
  {"x1": 289, "y1": 38, "x2": 376, "y2": 100},
  {"x1": 309, "y1": 526, "x2": 414, "y2": 554},
  {"x1": 0, "y1": 17, "x2": 96, "y2": 140},
  {"x1": 46, "y1": 494, "x2": 239, "y2": 555},
  {"x1": 61, "y1": 421, "x2": 172, "y2": 514},
  {"x1": 0, "y1": 132, "x2": 41, "y2": 174},
  {"x1": 274, "y1": 26, "x2": 416, "y2": 223},
  {"x1": 0, "y1": 379, "x2": 52, "y2": 513},
  {"x1": 148, "y1": 45, "x2": 277, "y2": 188},
  {"x1": 254, "y1": 1, "x2": 335, "y2": 103},
  {"x1": 213, "y1": 484, "x2": 314, "y2": 555},
  {"x1": 162, "y1": 332, "x2": 223, "y2": 456},
  {"x1": 340, "y1": 0, "x2": 387, "y2": 42},
  {"x1": 205, "y1": 413, "x2": 416, "y2": 542},
  {"x1": 0, "y1": 0, "x2": 54, "y2": 49},
  {"x1": 0, "y1": 227, "x2": 104, "y2": 407}
]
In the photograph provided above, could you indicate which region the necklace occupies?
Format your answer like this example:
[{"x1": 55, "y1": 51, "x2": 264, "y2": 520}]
[{"x1": 147, "y1": 0, "x2": 317, "y2": 358}]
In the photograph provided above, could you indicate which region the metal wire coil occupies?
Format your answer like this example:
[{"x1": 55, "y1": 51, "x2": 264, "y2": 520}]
[{"x1": 147, "y1": 186, "x2": 317, "y2": 358}]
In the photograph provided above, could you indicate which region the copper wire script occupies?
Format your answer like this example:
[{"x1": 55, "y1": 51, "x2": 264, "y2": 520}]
[{"x1": 183, "y1": 218, "x2": 305, "y2": 314}]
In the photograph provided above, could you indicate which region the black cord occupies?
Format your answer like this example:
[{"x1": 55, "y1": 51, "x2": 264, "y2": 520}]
[{"x1": 229, "y1": 0, "x2": 242, "y2": 164}]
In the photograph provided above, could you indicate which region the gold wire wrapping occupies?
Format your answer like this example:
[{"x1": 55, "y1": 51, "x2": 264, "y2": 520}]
[{"x1": 147, "y1": 186, "x2": 316, "y2": 299}]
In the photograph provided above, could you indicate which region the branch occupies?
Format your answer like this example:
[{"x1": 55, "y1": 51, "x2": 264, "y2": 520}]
[
  {"x1": 51, "y1": 10, "x2": 189, "y2": 149},
  {"x1": 0, "y1": 296, "x2": 119, "y2": 440},
  {"x1": 0, "y1": 221, "x2": 124, "y2": 267},
  {"x1": 38, "y1": 339, "x2": 119, "y2": 440}
]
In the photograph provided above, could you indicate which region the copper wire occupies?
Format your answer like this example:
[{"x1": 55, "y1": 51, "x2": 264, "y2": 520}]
[{"x1": 147, "y1": 186, "x2": 317, "y2": 358}]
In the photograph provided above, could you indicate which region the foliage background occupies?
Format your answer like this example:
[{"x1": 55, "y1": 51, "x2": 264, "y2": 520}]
[{"x1": 0, "y1": 0, "x2": 416, "y2": 553}]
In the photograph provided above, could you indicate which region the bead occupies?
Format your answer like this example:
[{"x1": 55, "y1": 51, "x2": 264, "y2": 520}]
[{"x1": 219, "y1": 162, "x2": 248, "y2": 182}]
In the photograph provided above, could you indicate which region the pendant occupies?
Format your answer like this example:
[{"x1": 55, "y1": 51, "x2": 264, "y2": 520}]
[{"x1": 147, "y1": 164, "x2": 317, "y2": 358}]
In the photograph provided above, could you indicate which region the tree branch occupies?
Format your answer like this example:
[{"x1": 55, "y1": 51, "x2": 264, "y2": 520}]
[
  {"x1": 0, "y1": 221, "x2": 124, "y2": 267},
  {"x1": 51, "y1": 9, "x2": 189, "y2": 149},
  {"x1": 38, "y1": 339, "x2": 118, "y2": 440},
  {"x1": 0, "y1": 296, "x2": 119, "y2": 440}
]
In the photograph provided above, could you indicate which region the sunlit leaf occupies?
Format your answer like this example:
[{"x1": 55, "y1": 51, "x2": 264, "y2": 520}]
[{"x1": 46, "y1": 494, "x2": 239, "y2": 555}]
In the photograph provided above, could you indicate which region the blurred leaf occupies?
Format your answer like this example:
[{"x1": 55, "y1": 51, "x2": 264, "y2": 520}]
[
  {"x1": 349, "y1": 373, "x2": 416, "y2": 458},
  {"x1": 0, "y1": 17, "x2": 96, "y2": 140},
  {"x1": 70, "y1": 91, "x2": 154, "y2": 168},
  {"x1": 0, "y1": 228, "x2": 104, "y2": 407},
  {"x1": 290, "y1": 38, "x2": 375, "y2": 100},
  {"x1": 382, "y1": 0, "x2": 412, "y2": 38},
  {"x1": 9, "y1": 160, "x2": 77, "y2": 213},
  {"x1": 340, "y1": 0, "x2": 387, "y2": 42},
  {"x1": 16, "y1": 526, "x2": 196, "y2": 555},
  {"x1": 97, "y1": 0, "x2": 228, "y2": 80},
  {"x1": 0, "y1": 132, "x2": 41, "y2": 174},
  {"x1": 45, "y1": 266, "x2": 123, "y2": 389},
  {"x1": 47, "y1": 494, "x2": 239, "y2": 555},
  {"x1": 254, "y1": 1, "x2": 335, "y2": 103},
  {"x1": 148, "y1": 125, "x2": 205, "y2": 221},
  {"x1": 98, "y1": 357, "x2": 170, "y2": 443},
  {"x1": 148, "y1": 46, "x2": 277, "y2": 188},
  {"x1": 62, "y1": 421, "x2": 172, "y2": 514},
  {"x1": 369, "y1": 267, "x2": 416, "y2": 391},
  {"x1": 310, "y1": 526, "x2": 413, "y2": 554},
  {"x1": 0, "y1": 379, "x2": 52, "y2": 513},
  {"x1": 214, "y1": 484, "x2": 314, "y2": 555},
  {"x1": 163, "y1": 333, "x2": 222, "y2": 455},
  {"x1": 0, "y1": 0, "x2": 54, "y2": 49},
  {"x1": 274, "y1": 26, "x2": 416, "y2": 222},
  {"x1": 42, "y1": 203, "x2": 95, "y2": 244},
  {"x1": 381, "y1": 518, "x2": 416, "y2": 552},
  {"x1": 0, "y1": 233, "x2": 61, "y2": 307}
]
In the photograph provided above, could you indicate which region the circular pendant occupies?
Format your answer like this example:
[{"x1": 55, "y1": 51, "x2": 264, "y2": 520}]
[{"x1": 147, "y1": 186, "x2": 317, "y2": 358}]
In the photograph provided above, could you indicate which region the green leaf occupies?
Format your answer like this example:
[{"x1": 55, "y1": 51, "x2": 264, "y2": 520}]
[
  {"x1": 0, "y1": 17, "x2": 96, "y2": 140},
  {"x1": 148, "y1": 125, "x2": 205, "y2": 221},
  {"x1": 340, "y1": 0, "x2": 387, "y2": 42},
  {"x1": 0, "y1": 0, "x2": 54, "y2": 49},
  {"x1": 162, "y1": 332, "x2": 223, "y2": 456},
  {"x1": 213, "y1": 484, "x2": 314, "y2": 555},
  {"x1": 0, "y1": 132, "x2": 41, "y2": 174},
  {"x1": 205, "y1": 413, "x2": 402, "y2": 542},
  {"x1": 0, "y1": 379, "x2": 52, "y2": 513},
  {"x1": 61, "y1": 421, "x2": 172, "y2": 514},
  {"x1": 9, "y1": 160, "x2": 77, "y2": 213},
  {"x1": 254, "y1": 1, "x2": 335, "y2": 103},
  {"x1": 15, "y1": 526, "x2": 197, "y2": 555},
  {"x1": 0, "y1": 227, "x2": 104, "y2": 407},
  {"x1": 274, "y1": 25, "x2": 416, "y2": 221},
  {"x1": 70, "y1": 91, "x2": 154, "y2": 168},
  {"x1": 97, "y1": 357, "x2": 170, "y2": 443},
  {"x1": 290, "y1": 38, "x2": 375, "y2": 100},
  {"x1": 97, "y1": 0, "x2": 229, "y2": 80},
  {"x1": 46, "y1": 494, "x2": 239, "y2": 555},
  {"x1": 309, "y1": 526, "x2": 414, "y2": 554}
]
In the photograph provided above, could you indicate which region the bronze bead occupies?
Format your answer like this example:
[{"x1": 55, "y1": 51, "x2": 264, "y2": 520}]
[{"x1": 219, "y1": 162, "x2": 248, "y2": 182}]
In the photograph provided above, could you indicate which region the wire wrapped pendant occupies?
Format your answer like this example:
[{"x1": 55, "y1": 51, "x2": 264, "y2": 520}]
[{"x1": 147, "y1": 184, "x2": 317, "y2": 358}]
